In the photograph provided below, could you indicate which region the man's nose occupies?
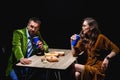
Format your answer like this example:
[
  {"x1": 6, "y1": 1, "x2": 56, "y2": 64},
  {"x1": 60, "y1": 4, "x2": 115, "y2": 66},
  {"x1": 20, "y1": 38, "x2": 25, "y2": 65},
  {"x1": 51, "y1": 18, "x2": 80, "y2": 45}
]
[{"x1": 31, "y1": 28, "x2": 35, "y2": 31}]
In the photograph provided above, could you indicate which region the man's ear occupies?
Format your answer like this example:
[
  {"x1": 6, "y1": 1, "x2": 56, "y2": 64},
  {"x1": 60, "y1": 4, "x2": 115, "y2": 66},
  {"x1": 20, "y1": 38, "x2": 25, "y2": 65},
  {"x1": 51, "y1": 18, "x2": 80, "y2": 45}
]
[{"x1": 27, "y1": 25, "x2": 29, "y2": 29}]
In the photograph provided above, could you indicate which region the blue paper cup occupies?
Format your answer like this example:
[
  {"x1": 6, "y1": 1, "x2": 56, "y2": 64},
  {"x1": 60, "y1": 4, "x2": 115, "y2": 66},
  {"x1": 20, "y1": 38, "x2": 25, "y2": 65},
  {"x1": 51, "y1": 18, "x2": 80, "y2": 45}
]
[
  {"x1": 33, "y1": 36, "x2": 39, "y2": 48},
  {"x1": 71, "y1": 34, "x2": 80, "y2": 46}
]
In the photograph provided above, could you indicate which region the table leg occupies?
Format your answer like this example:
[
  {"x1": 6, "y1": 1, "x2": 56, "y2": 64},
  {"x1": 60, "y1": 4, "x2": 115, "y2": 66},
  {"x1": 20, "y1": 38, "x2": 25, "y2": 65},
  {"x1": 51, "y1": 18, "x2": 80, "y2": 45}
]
[
  {"x1": 54, "y1": 71, "x2": 61, "y2": 80},
  {"x1": 45, "y1": 70, "x2": 61, "y2": 80}
]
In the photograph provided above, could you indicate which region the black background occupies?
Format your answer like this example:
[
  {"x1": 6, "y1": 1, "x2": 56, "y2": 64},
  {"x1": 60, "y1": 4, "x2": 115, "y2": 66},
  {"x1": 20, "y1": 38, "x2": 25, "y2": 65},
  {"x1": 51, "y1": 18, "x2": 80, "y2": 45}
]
[
  {"x1": 0, "y1": 0, "x2": 120, "y2": 48},
  {"x1": 0, "y1": 0, "x2": 120, "y2": 80}
]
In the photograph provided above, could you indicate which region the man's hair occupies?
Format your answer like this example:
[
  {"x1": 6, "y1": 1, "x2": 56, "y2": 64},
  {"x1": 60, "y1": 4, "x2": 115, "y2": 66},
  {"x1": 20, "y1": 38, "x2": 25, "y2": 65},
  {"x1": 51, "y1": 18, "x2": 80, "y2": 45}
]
[{"x1": 28, "y1": 17, "x2": 42, "y2": 25}]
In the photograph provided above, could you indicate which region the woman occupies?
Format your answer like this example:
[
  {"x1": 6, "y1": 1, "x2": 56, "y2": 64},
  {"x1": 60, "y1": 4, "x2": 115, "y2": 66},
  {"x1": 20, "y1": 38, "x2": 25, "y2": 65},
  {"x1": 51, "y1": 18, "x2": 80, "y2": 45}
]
[{"x1": 70, "y1": 17, "x2": 120, "y2": 80}]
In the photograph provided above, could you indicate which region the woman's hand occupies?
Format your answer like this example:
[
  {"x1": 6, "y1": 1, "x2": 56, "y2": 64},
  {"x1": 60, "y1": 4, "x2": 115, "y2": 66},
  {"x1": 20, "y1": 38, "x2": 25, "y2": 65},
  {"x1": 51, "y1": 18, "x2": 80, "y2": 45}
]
[
  {"x1": 70, "y1": 34, "x2": 78, "y2": 41},
  {"x1": 101, "y1": 58, "x2": 109, "y2": 71}
]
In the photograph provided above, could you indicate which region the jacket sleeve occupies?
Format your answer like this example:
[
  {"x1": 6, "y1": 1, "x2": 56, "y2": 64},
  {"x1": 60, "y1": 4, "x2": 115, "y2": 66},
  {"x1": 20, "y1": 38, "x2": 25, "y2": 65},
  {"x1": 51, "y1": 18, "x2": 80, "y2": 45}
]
[
  {"x1": 93, "y1": 34, "x2": 120, "y2": 54},
  {"x1": 37, "y1": 31, "x2": 49, "y2": 53},
  {"x1": 12, "y1": 30, "x2": 24, "y2": 61}
]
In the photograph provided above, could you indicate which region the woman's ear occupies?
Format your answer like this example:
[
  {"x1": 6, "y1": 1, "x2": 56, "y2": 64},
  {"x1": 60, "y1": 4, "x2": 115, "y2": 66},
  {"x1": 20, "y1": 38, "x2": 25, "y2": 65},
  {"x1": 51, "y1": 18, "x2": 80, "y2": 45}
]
[{"x1": 90, "y1": 26, "x2": 94, "y2": 30}]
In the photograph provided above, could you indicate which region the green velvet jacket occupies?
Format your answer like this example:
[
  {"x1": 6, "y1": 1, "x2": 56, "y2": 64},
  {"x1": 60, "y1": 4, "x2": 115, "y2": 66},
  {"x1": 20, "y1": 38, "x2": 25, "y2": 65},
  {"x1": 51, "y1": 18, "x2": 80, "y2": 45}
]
[{"x1": 6, "y1": 27, "x2": 49, "y2": 76}]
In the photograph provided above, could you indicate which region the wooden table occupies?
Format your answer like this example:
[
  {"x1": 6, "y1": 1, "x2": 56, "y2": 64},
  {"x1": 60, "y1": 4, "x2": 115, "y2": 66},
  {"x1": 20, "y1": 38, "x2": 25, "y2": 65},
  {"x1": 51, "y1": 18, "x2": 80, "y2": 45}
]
[{"x1": 16, "y1": 48, "x2": 77, "y2": 80}]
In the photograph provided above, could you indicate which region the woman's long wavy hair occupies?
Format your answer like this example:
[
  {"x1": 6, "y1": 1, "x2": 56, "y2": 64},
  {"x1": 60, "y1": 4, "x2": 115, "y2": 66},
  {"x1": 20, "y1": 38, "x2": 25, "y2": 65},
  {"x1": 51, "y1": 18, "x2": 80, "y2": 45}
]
[{"x1": 80, "y1": 17, "x2": 101, "y2": 48}]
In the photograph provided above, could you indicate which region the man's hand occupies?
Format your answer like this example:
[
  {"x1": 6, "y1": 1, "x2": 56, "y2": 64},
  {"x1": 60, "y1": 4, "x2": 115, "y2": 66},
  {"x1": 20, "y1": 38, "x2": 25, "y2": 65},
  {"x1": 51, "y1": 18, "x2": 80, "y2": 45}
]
[
  {"x1": 37, "y1": 41, "x2": 44, "y2": 50},
  {"x1": 20, "y1": 58, "x2": 32, "y2": 65}
]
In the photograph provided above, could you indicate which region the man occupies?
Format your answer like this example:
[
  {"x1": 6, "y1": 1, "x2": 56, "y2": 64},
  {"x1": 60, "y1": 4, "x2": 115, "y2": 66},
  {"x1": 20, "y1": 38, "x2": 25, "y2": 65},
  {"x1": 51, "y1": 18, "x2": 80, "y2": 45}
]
[{"x1": 6, "y1": 17, "x2": 49, "y2": 80}]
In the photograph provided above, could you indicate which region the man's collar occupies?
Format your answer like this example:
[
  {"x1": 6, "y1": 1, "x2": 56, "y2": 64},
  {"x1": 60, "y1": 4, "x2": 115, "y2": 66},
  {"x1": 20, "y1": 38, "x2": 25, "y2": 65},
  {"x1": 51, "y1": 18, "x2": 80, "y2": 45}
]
[{"x1": 26, "y1": 28, "x2": 31, "y2": 39}]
